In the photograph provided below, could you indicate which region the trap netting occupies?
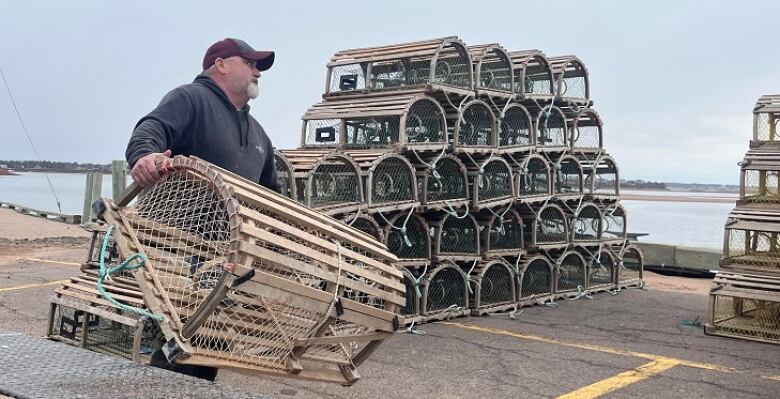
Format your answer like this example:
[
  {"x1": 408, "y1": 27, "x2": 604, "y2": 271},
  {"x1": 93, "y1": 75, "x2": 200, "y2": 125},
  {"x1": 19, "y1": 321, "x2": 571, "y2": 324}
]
[
  {"x1": 583, "y1": 247, "x2": 616, "y2": 291},
  {"x1": 601, "y1": 203, "x2": 627, "y2": 244},
  {"x1": 615, "y1": 244, "x2": 643, "y2": 287},
  {"x1": 422, "y1": 261, "x2": 469, "y2": 316},
  {"x1": 706, "y1": 272, "x2": 780, "y2": 344},
  {"x1": 420, "y1": 154, "x2": 469, "y2": 209},
  {"x1": 102, "y1": 156, "x2": 403, "y2": 385},
  {"x1": 535, "y1": 105, "x2": 568, "y2": 150},
  {"x1": 340, "y1": 213, "x2": 384, "y2": 243},
  {"x1": 553, "y1": 155, "x2": 584, "y2": 198},
  {"x1": 555, "y1": 251, "x2": 588, "y2": 295},
  {"x1": 581, "y1": 154, "x2": 619, "y2": 198},
  {"x1": 739, "y1": 150, "x2": 780, "y2": 205},
  {"x1": 470, "y1": 259, "x2": 516, "y2": 314},
  {"x1": 284, "y1": 150, "x2": 365, "y2": 216},
  {"x1": 549, "y1": 56, "x2": 589, "y2": 103},
  {"x1": 722, "y1": 208, "x2": 780, "y2": 274},
  {"x1": 432, "y1": 212, "x2": 481, "y2": 260},
  {"x1": 519, "y1": 256, "x2": 554, "y2": 302},
  {"x1": 509, "y1": 50, "x2": 554, "y2": 97},
  {"x1": 522, "y1": 204, "x2": 569, "y2": 248},
  {"x1": 752, "y1": 95, "x2": 780, "y2": 147},
  {"x1": 481, "y1": 207, "x2": 524, "y2": 257},
  {"x1": 569, "y1": 109, "x2": 603, "y2": 152},
  {"x1": 514, "y1": 154, "x2": 551, "y2": 200},
  {"x1": 274, "y1": 150, "x2": 296, "y2": 200},
  {"x1": 498, "y1": 104, "x2": 533, "y2": 150},
  {"x1": 469, "y1": 44, "x2": 514, "y2": 95},
  {"x1": 571, "y1": 203, "x2": 603, "y2": 244},
  {"x1": 468, "y1": 156, "x2": 515, "y2": 209},
  {"x1": 382, "y1": 212, "x2": 431, "y2": 263},
  {"x1": 347, "y1": 152, "x2": 418, "y2": 212},
  {"x1": 452, "y1": 100, "x2": 497, "y2": 151}
]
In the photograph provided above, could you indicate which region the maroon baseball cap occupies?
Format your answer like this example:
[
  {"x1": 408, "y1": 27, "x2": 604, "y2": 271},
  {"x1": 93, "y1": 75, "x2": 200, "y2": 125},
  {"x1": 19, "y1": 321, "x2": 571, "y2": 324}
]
[{"x1": 202, "y1": 38, "x2": 275, "y2": 71}]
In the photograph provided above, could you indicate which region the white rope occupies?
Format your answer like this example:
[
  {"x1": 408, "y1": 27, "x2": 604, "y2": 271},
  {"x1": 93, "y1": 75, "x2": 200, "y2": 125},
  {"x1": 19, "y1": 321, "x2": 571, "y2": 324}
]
[{"x1": 377, "y1": 207, "x2": 416, "y2": 247}]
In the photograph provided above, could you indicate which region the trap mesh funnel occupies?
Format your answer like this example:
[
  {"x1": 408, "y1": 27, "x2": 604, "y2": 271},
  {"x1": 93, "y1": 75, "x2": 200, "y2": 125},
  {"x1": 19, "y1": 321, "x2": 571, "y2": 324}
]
[
  {"x1": 554, "y1": 251, "x2": 588, "y2": 297},
  {"x1": 414, "y1": 153, "x2": 469, "y2": 211},
  {"x1": 615, "y1": 244, "x2": 643, "y2": 288},
  {"x1": 273, "y1": 150, "x2": 296, "y2": 200},
  {"x1": 508, "y1": 49, "x2": 554, "y2": 100},
  {"x1": 470, "y1": 259, "x2": 517, "y2": 315},
  {"x1": 101, "y1": 156, "x2": 404, "y2": 385},
  {"x1": 721, "y1": 207, "x2": 780, "y2": 276},
  {"x1": 553, "y1": 155, "x2": 584, "y2": 199},
  {"x1": 478, "y1": 207, "x2": 524, "y2": 257},
  {"x1": 344, "y1": 151, "x2": 419, "y2": 213},
  {"x1": 465, "y1": 155, "x2": 515, "y2": 210},
  {"x1": 282, "y1": 150, "x2": 365, "y2": 216},
  {"x1": 580, "y1": 153, "x2": 620, "y2": 199},
  {"x1": 752, "y1": 95, "x2": 780, "y2": 149},
  {"x1": 549, "y1": 56, "x2": 590, "y2": 106},
  {"x1": 498, "y1": 103, "x2": 534, "y2": 152},
  {"x1": 569, "y1": 108, "x2": 603, "y2": 153},
  {"x1": 468, "y1": 44, "x2": 514, "y2": 98},
  {"x1": 325, "y1": 36, "x2": 474, "y2": 97},
  {"x1": 510, "y1": 153, "x2": 551, "y2": 202},
  {"x1": 421, "y1": 261, "x2": 470, "y2": 321},
  {"x1": 449, "y1": 99, "x2": 498, "y2": 153},
  {"x1": 430, "y1": 211, "x2": 481, "y2": 261},
  {"x1": 601, "y1": 203, "x2": 627, "y2": 244},
  {"x1": 531, "y1": 104, "x2": 568, "y2": 152},
  {"x1": 738, "y1": 150, "x2": 780, "y2": 205},
  {"x1": 706, "y1": 271, "x2": 780, "y2": 345},
  {"x1": 301, "y1": 94, "x2": 448, "y2": 152},
  {"x1": 518, "y1": 256, "x2": 554, "y2": 304}
]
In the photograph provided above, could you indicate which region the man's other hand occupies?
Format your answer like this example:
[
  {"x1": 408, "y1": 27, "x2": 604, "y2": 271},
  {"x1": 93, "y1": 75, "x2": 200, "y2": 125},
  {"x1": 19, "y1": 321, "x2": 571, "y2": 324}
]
[{"x1": 131, "y1": 150, "x2": 172, "y2": 187}]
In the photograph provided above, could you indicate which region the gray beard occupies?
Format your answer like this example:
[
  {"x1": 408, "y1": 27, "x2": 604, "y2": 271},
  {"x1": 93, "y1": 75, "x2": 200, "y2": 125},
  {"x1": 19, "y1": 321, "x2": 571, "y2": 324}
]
[{"x1": 247, "y1": 81, "x2": 260, "y2": 99}]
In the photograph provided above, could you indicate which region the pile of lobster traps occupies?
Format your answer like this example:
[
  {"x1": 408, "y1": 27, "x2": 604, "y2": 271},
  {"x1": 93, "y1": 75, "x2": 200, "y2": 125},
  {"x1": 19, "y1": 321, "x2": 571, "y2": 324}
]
[
  {"x1": 707, "y1": 94, "x2": 780, "y2": 344},
  {"x1": 276, "y1": 36, "x2": 642, "y2": 326}
]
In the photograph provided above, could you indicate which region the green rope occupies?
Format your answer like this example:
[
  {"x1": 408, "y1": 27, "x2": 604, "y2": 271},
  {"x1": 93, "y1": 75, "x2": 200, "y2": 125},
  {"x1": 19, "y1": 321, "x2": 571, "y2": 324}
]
[
  {"x1": 680, "y1": 317, "x2": 704, "y2": 327},
  {"x1": 98, "y1": 225, "x2": 164, "y2": 321}
]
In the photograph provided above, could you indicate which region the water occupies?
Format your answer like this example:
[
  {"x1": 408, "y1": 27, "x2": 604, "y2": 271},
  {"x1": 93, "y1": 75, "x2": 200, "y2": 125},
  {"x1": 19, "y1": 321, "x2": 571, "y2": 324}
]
[
  {"x1": 0, "y1": 175, "x2": 734, "y2": 250},
  {"x1": 0, "y1": 172, "x2": 120, "y2": 215}
]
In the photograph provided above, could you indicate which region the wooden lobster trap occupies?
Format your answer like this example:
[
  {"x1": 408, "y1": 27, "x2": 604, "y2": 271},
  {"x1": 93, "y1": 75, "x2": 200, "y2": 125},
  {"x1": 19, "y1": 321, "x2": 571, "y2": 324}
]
[
  {"x1": 339, "y1": 213, "x2": 384, "y2": 243},
  {"x1": 738, "y1": 150, "x2": 780, "y2": 206},
  {"x1": 705, "y1": 271, "x2": 780, "y2": 345},
  {"x1": 447, "y1": 99, "x2": 499, "y2": 153},
  {"x1": 553, "y1": 250, "x2": 588, "y2": 299},
  {"x1": 751, "y1": 94, "x2": 780, "y2": 149},
  {"x1": 274, "y1": 150, "x2": 297, "y2": 200},
  {"x1": 430, "y1": 210, "x2": 482, "y2": 262},
  {"x1": 380, "y1": 211, "x2": 432, "y2": 267},
  {"x1": 324, "y1": 36, "x2": 474, "y2": 98},
  {"x1": 420, "y1": 260, "x2": 471, "y2": 322},
  {"x1": 721, "y1": 206, "x2": 780, "y2": 276},
  {"x1": 470, "y1": 258, "x2": 517, "y2": 315},
  {"x1": 517, "y1": 255, "x2": 555, "y2": 307},
  {"x1": 300, "y1": 93, "x2": 449, "y2": 153},
  {"x1": 282, "y1": 149, "x2": 365, "y2": 216},
  {"x1": 552, "y1": 155, "x2": 584, "y2": 200},
  {"x1": 548, "y1": 56, "x2": 590, "y2": 107},
  {"x1": 578, "y1": 246, "x2": 617, "y2": 293},
  {"x1": 520, "y1": 203, "x2": 570, "y2": 250},
  {"x1": 568, "y1": 108, "x2": 603, "y2": 153},
  {"x1": 601, "y1": 203, "x2": 628, "y2": 245},
  {"x1": 345, "y1": 150, "x2": 419, "y2": 214},
  {"x1": 496, "y1": 102, "x2": 535, "y2": 153},
  {"x1": 527, "y1": 103, "x2": 568, "y2": 152},
  {"x1": 397, "y1": 266, "x2": 423, "y2": 326},
  {"x1": 98, "y1": 156, "x2": 404, "y2": 385},
  {"x1": 508, "y1": 49, "x2": 555, "y2": 101},
  {"x1": 568, "y1": 202, "x2": 603, "y2": 247},
  {"x1": 579, "y1": 153, "x2": 620, "y2": 200},
  {"x1": 468, "y1": 44, "x2": 514, "y2": 99},
  {"x1": 411, "y1": 152, "x2": 470, "y2": 211},
  {"x1": 613, "y1": 243, "x2": 643, "y2": 289},
  {"x1": 463, "y1": 154, "x2": 515, "y2": 210},
  {"x1": 477, "y1": 206, "x2": 524, "y2": 258},
  {"x1": 507, "y1": 153, "x2": 552, "y2": 203}
]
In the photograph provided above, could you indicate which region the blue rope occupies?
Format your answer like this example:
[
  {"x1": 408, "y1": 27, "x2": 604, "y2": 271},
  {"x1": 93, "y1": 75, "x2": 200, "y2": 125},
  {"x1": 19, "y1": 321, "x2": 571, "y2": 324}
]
[{"x1": 98, "y1": 225, "x2": 164, "y2": 321}]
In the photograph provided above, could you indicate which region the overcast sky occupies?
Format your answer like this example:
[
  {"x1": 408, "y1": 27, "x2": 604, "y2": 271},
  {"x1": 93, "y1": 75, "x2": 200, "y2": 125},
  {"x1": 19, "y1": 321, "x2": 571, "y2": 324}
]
[{"x1": 1, "y1": 0, "x2": 779, "y2": 184}]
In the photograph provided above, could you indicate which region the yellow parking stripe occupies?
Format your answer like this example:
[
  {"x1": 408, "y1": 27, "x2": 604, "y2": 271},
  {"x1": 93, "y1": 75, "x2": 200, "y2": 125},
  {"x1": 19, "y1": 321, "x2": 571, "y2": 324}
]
[
  {"x1": 556, "y1": 359, "x2": 679, "y2": 399},
  {"x1": 22, "y1": 258, "x2": 81, "y2": 267},
  {"x1": 0, "y1": 279, "x2": 69, "y2": 293},
  {"x1": 439, "y1": 322, "x2": 734, "y2": 372}
]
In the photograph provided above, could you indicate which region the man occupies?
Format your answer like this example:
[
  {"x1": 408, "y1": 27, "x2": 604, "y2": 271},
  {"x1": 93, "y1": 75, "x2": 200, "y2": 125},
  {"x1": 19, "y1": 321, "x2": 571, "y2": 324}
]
[
  {"x1": 125, "y1": 38, "x2": 281, "y2": 381},
  {"x1": 126, "y1": 38, "x2": 280, "y2": 192}
]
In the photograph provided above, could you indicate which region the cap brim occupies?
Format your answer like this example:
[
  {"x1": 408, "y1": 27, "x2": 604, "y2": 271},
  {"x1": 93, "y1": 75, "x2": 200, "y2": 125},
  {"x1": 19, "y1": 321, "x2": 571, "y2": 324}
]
[{"x1": 244, "y1": 51, "x2": 275, "y2": 71}]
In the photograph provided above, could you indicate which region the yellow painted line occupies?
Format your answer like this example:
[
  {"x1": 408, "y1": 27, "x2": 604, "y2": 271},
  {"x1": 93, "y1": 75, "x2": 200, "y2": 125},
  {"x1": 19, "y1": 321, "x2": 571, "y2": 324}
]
[
  {"x1": 763, "y1": 375, "x2": 780, "y2": 382},
  {"x1": 439, "y1": 321, "x2": 735, "y2": 373},
  {"x1": 556, "y1": 359, "x2": 679, "y2": 399},
  {"x1": 0, "y1": 279, "x2": 69, "y2": 293},
  {"x1": 22, "y1": 258, "x2": 81, "y2": 267}
]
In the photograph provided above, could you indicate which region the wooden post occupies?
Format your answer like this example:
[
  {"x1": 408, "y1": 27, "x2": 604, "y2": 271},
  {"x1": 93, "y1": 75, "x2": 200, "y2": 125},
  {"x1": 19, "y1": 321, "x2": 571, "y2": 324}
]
[
  {"x1": 82, "y1": 172, "x2": 96, "y2": 223},
  {"x1": 112, "y1": 160, "x2": 127, "y2": 201}
]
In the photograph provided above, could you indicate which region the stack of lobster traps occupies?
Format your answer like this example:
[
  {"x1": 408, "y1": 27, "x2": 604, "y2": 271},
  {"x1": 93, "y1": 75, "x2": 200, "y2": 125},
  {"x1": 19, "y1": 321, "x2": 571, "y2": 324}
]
[
  {"x1": 275, "y1": 36, "x2": 643, "y2": 326},
  {"x1": 706, "y1": 95, "x2": 780, "y2": 344}
]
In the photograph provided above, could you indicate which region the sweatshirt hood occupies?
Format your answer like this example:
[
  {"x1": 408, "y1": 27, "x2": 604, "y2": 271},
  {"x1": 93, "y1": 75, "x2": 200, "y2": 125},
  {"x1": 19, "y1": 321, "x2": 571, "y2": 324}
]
[{"x1": 194, "y1": 74, "x2": 251, "y2": 146}]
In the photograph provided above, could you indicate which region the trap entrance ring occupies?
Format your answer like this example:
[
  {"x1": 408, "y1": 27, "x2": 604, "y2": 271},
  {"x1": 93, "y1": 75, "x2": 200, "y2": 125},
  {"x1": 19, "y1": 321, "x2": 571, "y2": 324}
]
[
  {"x1": 497, "y1": 103, "x2": 535, "y2": 153},
  {"x1": 325, "y1": 36, "x2": 474, "y2": 97},
  {"x1": 553, "y1": 251, "x2": 588, "y2": 299},
  {"x1": 549, "y1": 56, "x2": 590, "y2": 106},
  {"x1": 451, "y1": 99, "x2": 498, "y2": 153},
  {"x1": 569, "y1": 202, "x2": 603, "y2": 246},
  {"x1": 521, "y1": 203, "x2": 569, "y2": 250},
  {"x1": 552, "y1": 155, "x2": 584, "y2": 200},
  {"x1": 470, "y1": 258, "x2": 517, "y2": 316},
  {"x1": 478, "y1": 207, "x2": 524, "y2": 258},
  {"x1": 101, "y1": 155, "x2": 404, "y2": 385},
  {"x1": 465, "y1": 155, "x2": 515, "y2": 210},
  {"x1": 301, "y1": 93, "x2": 449, "y2": 152},
  {"x1": 601, "y1": 202, "x2": 627, "y2": 245},
  {"x1": 752, "y1": 95, "x2": 780, "y2": 149},
  {"x1": 581, "y1": 153, "x2": 619, "y2": 200},
  {"x1": 517, "y1": 256, "x2": 555, "y2": 306},
  {"x1": 721, "y1": 207, "x2": 780, "y2": 276},
  {"x1": 382, "y1": 212, "x2": 432, "y2": 266},
  {"x1": 508, "y1": 49, "x2": 555, "y2": 101},
  {"x1": 430, "y1": 211, "x2": 481, "y2": 262},
  {"x1": 346, "y1": 151, "x2": 419, "y2": 214},
  {"x1": 414, "y1": 153, "x2": 470, "y2": 211},
  {"x1": 274, "y1": 149, "x2": 297, "y2": 200},
  {"x1": 509, "y1": 153, "x2": 552, "y2": 204},
  {"x1": 615, "y1": 244, "x2": 643, "y2": 289},
  {"x1": 468, "y1": 43, "x2": 515, "y2": 98},
  {"x1": 569, "y1": 108, "x2": 603, "y2": 153},
  {"x1": 283, "y1": 150, "x2": 366, "y2": 216},
  {"x1": 420, "y1": 261, "x2": 471, "y2": 322},
  {"x1": 738, "y1": 150, "x2": 780, "y2": 206}
]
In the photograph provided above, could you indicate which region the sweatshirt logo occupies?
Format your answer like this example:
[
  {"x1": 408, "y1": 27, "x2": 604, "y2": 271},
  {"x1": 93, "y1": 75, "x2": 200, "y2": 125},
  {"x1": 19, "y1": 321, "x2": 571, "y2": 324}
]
[{"x1": 255, "y1": 145, "x2": 265, "y2": 155}]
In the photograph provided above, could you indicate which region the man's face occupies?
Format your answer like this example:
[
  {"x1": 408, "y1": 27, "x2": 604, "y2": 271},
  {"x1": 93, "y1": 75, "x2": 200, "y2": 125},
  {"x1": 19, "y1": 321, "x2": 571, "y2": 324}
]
[{"x1": 222, "y1": 56, "x2": 260, "y2": 100}]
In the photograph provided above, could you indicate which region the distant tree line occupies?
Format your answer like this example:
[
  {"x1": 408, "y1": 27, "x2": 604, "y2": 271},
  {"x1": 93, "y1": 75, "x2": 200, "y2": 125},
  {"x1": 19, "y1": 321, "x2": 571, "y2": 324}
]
[
  {"x1": 621, "y1": 180, "x2": 667, "y2": 190},
  {"x1": 0, "y1": 160, "x2": 110, "y2": 172}
]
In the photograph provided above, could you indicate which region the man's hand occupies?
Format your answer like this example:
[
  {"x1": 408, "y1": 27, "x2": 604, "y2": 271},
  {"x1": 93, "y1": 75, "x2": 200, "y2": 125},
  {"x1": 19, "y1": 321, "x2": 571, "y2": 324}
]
[{"x1": 131, "y1": 150, "x2": 172, "y2": 187}]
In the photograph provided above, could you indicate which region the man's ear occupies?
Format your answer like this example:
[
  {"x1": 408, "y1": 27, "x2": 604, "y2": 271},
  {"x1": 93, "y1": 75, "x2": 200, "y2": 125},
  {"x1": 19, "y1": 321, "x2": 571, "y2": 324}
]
[{"x1": 214, "y1": 58, "x2": 228, "y2": 74}]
